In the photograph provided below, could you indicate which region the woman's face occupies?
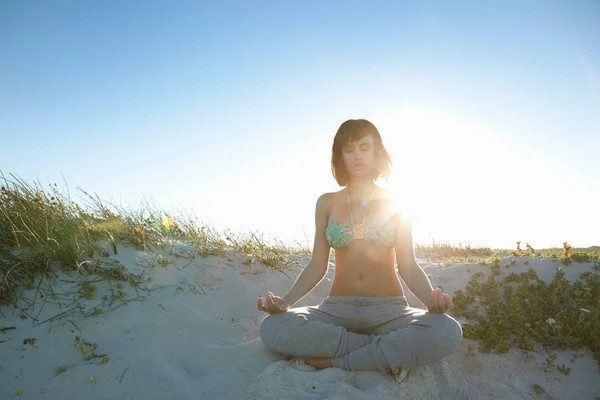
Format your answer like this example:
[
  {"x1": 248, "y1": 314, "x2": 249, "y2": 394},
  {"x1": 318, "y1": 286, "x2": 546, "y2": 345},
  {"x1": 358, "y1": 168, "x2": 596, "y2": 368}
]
[{"x1": 342, "y1": 135, "x2": 376, "y2": 179}]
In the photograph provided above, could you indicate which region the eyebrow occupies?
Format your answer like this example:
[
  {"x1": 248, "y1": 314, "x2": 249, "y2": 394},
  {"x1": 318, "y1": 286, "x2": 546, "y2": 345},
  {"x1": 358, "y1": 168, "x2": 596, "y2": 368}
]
[{"x1": 346, "y1": 139, "x2": 372, "y2": 146}]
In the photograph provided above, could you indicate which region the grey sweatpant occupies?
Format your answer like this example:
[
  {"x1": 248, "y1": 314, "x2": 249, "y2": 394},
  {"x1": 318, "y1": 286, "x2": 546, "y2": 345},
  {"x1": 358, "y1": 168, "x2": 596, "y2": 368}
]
[{"x1": 259, "y1": 295, "x2": 462, "y2": 375}]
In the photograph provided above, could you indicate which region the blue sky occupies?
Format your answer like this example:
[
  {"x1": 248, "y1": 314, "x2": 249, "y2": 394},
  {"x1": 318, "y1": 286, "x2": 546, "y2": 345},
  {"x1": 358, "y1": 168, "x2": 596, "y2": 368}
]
[{"x1": 1, "y1": 1, "x2": 599, "y2": 249}]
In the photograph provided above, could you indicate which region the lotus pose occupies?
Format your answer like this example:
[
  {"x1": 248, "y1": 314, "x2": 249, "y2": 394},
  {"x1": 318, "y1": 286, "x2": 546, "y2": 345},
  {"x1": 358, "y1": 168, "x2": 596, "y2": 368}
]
[{"x1": 258, "y1": 119, "x2": 462, "y2": 377}]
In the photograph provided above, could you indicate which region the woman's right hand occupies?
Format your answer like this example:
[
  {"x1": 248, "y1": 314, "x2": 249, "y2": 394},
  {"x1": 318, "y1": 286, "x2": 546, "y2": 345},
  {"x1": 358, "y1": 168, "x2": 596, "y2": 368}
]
[{"x1": 258, "y1": 291, "x2": 291, "y2": 314}]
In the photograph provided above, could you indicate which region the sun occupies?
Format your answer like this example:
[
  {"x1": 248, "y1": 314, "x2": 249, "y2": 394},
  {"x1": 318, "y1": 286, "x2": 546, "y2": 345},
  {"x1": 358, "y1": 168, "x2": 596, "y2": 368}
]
[{"x1": 370, "y1": 108, "x2": 486, "y2": 246}]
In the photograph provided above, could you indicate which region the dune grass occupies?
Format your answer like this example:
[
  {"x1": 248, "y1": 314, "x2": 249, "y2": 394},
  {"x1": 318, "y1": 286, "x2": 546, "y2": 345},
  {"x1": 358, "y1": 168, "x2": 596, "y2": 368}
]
[
  {"x1": 1, "y1": 172, "x2": 599, "y2": 373},
  {"x1": 0, "y1": 173, "x2": 309, "y2": 311},
  {"x1": 415, "y1": 241, "x2": 495, "y2": 260},
  {"x1": 415, "y1": 239, "x2": 599, "y2": 267}
]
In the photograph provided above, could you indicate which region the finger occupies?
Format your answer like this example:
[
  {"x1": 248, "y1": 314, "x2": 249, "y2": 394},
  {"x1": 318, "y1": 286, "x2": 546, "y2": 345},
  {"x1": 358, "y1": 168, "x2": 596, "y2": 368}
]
[
  {"x1": 444, "y1": 293, "x2": 453, "y2": 310},
  {"x1": 274, "y1": 301, "x2": 282, "y2": 312},
  {"x1": 265, "y1": 294, "x2": 272, "y2": 311},
  {"x1": 443, "y1": 293, "x2": 451, "y2": 305},
  {"x1": 268, "y1": 294, "x2": 278, "y2": 313},
  {"x1": 258, "y1": 296, "x2": 265, "y2": 312},
  {"x1": 428, "y1": 297, "x2": 437, "y2": 313},
  {"x1": 437, "y1": 290, "x2": 445, "y2": 310},
  {"x1": 270, "y1": 293, "x2": 278, "y2": 306},
  {"x1": 432, "y1": 288, "x2": 441, "y2": 310},
  {"x1": 427, "y1": 291, "x2": 436, "y2": 312},
  {"x1": 270, "y1": 293, "x2": 282, "y2": 311},
  {"x1": 439, "y1": 294, "x2": 447, "y2": 312}
]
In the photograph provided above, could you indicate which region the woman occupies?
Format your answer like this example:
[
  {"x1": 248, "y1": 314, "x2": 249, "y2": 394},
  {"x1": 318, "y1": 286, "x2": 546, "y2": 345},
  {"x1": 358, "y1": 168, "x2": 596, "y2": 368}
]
[{"x1": 257, "y1": 119, "x2": 462, "y2": 377}]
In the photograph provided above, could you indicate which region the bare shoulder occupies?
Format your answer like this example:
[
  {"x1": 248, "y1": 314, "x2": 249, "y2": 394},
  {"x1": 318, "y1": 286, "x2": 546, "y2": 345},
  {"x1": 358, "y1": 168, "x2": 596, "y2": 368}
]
[
  {"x1": 315, "y1": 191, "x2": 337, "y2": 215},
  {"x1": 316, "y1": 191, "x2": 337, "y2": 205}
]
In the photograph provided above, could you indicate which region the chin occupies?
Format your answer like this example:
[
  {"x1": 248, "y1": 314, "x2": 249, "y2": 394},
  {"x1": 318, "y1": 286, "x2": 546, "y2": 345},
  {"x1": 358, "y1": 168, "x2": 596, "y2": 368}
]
[{"x1": 351, "y1": 170, "x2": 373, "y2": 178}]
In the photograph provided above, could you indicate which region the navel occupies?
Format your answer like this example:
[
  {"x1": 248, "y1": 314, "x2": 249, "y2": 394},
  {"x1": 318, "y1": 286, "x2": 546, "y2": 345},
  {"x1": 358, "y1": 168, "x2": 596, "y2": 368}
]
[{"x1": 358, "y1": 274, "x2": 364, "y2": 281}]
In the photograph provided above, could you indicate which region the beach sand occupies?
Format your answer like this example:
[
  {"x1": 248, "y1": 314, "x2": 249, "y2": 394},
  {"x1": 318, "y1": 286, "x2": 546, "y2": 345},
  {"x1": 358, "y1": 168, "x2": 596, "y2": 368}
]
[{"x1": 1, "y1": 241, "x2": 599, "y2": 399}]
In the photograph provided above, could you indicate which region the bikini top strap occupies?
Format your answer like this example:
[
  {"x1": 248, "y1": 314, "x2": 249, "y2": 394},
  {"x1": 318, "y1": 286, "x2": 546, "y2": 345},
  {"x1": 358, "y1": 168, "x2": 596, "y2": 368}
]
[
  {"x1": 348, "y1": 190, "x2": 371, "y2": 226},
  {"x1": 347, "y1": 190, "x2": 354, "y2": 225}
]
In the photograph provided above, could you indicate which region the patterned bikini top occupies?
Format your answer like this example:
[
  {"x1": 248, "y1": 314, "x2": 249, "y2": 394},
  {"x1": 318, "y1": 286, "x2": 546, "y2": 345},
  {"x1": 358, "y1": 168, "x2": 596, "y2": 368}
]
[{"x1": 325, "y1": 191, "x2": 396, "y2": 249}]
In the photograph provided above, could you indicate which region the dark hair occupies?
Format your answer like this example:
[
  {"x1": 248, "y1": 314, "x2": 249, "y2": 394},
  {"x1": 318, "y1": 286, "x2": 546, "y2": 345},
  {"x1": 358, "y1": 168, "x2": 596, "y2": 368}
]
[{"x1": 331, "y1": 119, "x2": 392, "y2": 186}]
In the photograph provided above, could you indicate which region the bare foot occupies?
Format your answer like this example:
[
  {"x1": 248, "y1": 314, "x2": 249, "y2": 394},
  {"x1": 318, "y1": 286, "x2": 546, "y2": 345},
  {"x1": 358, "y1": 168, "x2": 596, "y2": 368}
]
[{"x1": 301, "y1": 357, "x2": 332, "y2": 370}]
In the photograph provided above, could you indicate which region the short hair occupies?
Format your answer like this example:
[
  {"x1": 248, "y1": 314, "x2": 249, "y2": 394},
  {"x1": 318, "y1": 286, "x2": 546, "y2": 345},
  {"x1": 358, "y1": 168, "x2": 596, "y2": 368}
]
[{"x1": 331, "y1": 119, "x2": 392, "y2": 186}]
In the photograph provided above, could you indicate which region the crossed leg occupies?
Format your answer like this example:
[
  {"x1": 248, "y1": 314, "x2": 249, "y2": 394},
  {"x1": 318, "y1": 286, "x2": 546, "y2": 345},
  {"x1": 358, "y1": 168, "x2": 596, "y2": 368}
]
[
  {"x1": 331, "y1": 306, "x2": 463, "y2": 374},
  {"x1": 259, "y1": 303, "x2": 375, "y2": 359},
  {"x1": 259, "y1": 301, "x2": 462, "y2": 375}
]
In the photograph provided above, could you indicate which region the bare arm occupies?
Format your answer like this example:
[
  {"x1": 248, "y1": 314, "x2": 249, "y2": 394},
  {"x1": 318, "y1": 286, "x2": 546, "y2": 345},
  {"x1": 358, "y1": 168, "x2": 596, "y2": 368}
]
[
  {"x1": 394, "y1": 213, "x2": 434, "y2": 307},
  {"x1": 282, "y1": 193, "x2": 332, "y2": 307}
]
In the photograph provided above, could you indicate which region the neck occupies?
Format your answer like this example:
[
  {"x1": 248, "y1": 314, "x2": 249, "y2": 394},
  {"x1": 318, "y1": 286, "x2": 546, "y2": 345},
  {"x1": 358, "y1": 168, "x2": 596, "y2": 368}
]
[{"x1": 347, "y1": 179, "x2": 375, "y2": 198}]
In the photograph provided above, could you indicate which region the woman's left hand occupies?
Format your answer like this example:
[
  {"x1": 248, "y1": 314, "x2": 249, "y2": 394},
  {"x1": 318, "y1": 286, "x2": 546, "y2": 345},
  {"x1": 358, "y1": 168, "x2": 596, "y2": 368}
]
[{"x1": 427, "y1": 287, "x2": 453, "y2": 314}]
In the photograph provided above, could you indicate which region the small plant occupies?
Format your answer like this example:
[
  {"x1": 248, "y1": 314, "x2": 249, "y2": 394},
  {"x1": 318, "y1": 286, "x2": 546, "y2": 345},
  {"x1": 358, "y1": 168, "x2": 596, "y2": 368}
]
[
  {"x1": 570, "y1": 349, "x2": 586, "y2": 362},
  {"x1": 55, "y1": 365, "x2": 68, "y2": 374},
  {"x1": 533, "y1": 383, "x2": 545, "y2": 395},
  {"x1": 525, "y1": 243, "x2": 541, "y2": 258},
  {"x1": 543, "y1": 353, "x2": 557, "y2": 373},
  {"x1": 562, "y1": 241, "x2": 572, "y2": 266},
  {"x1": 546, "y1": 248, "x2": 560, "y2": 259},
  {"x1": 512, "y1": 241, "x2": 523, "y2": 256},
  {"x1": 490, "y1": 259, "x2": 501, "y2": 276},
  {"x1": 73, "y1": 336, "x2": 106, "y2": 361},
  {"x1": 88, "y1": 309, "x2": 104, "y2": 317},
  {"x1": 466, "y1": 344, "x2": 476, "y2": 356},
  {"x1": 80, "y1": 281, "x2": 97, "y2": 300},
  {"x1": 523, "y1": 350, "x2": 535, "y2": 361},
  {"x1": 12, "y1": 389, "x2": 22, "y2": 398},
  {"x1": 556, "y1": 363, "x2": 571, "y2": 375}
]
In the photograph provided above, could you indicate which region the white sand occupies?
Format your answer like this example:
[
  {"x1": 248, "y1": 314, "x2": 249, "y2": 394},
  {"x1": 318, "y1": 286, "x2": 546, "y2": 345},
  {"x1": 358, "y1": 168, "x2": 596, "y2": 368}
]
[{"x1": 1, "y1": 242, "x2": 599, "y2": 399}]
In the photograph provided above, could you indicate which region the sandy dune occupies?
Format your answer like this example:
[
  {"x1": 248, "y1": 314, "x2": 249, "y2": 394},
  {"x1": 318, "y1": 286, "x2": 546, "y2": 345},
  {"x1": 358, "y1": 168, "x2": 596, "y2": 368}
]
[{"x1": 1, "y1": 241, "x2": 598, "y2": 399}]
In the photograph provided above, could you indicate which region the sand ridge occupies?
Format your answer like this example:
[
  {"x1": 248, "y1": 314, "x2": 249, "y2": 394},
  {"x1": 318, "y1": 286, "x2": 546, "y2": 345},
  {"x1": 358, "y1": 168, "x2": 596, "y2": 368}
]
[{"x1": 1, "y1": 241, "x2": 598, "y2": 399}]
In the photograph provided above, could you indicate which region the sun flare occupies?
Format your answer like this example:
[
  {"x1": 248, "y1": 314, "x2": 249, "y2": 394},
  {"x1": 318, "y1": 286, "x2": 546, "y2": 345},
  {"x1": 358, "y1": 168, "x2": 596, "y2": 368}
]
[{"x1": 372, "y1": 108, "x2": 508, "y2": 247}]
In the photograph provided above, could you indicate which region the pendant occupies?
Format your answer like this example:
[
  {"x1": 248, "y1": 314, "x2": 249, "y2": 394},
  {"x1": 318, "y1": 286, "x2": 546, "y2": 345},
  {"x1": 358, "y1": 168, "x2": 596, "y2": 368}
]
[
  {"x1": 352, "y1": 224, "x2": 365, "y2": 240},
  {"x1": 360, "y1": 198, "x2": 369, "y2": 207}
]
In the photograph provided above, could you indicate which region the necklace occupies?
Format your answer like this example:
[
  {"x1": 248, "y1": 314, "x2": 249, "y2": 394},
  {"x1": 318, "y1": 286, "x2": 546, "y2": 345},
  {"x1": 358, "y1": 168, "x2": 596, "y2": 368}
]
[{"x1": 348, "y1": 190, "x2": 372, "y2": 240}]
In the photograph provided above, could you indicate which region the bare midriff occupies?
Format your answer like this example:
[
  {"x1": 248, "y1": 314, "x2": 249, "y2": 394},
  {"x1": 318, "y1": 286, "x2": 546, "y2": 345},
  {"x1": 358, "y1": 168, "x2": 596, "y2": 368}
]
[{"x1": 328, "y1": 240, "x2": 404, "y2": 297}]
